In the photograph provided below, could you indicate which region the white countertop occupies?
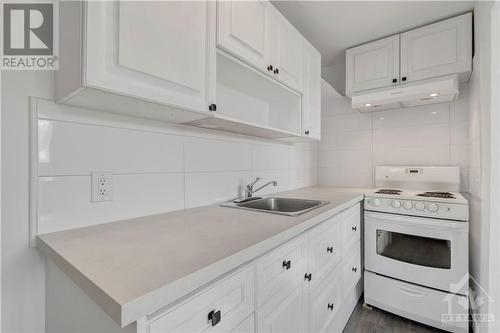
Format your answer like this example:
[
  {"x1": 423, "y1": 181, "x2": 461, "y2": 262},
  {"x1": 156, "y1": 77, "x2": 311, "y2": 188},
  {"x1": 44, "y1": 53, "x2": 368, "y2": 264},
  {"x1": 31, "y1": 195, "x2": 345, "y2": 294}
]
[{"x1": 37, "y1": 186, "x2": 366, "y2": 327}]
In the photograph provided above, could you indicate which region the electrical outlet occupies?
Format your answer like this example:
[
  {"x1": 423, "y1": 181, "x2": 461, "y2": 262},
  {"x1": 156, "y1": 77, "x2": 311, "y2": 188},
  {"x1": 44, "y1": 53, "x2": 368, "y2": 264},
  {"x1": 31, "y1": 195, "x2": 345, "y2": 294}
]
[{"x1": 91, "y1": 172, "x2": 113, "y2": 202}]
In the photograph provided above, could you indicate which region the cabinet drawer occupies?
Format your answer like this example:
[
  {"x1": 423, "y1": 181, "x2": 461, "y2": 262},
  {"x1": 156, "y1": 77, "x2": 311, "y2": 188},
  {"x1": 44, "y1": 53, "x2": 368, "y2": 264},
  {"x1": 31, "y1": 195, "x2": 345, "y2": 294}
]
[
  {"x1": 256, "y1": 235, "x2": 307, "y2": 307},
  {"x1": 341, "y1": 240, "x2": 361, "y2": 293},
  {"x1": 308, "y1": 214, "x2": 342, "y2": 282},
  {"x1": 220, "y1": 314, "x2": 255, "y2": 333},
  {"x1": 309, "y1": 267, "x2": 342, "y2": 333},
  {"x1": 149, "y1": 265, "x2": 254, "y2": 333},
  {"x1": 341, "y1": 203, "x2": 361, "y2": 252},
  {"x1": 365, "y1": 271, "x2": 468, "y2": 333}
]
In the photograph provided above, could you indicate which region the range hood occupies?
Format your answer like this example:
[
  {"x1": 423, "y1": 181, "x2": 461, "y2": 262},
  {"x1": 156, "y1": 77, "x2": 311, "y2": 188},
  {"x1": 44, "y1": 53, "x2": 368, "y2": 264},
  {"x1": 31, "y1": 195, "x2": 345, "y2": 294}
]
[{"x1": 351, "y1": 75, "x2": 459, "y2": 112}]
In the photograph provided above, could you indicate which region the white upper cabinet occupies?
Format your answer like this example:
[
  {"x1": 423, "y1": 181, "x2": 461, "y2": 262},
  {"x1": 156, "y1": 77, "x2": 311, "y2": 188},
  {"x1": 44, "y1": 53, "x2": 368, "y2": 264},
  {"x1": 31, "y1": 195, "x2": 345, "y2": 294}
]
[
  {"x1": 56, "y1": 1, "x2": 216, "y2": 122},
  {"x1": 346, "y1": 13, "x2": 472, "y2": 96},
  {"x1": 216, "y1": 0, "x2": 304, "y2": 93},
  {"x1": 217, "y1": 0, "x2": 272, "y2": 71},
  {"x1": 345, "y1": 35, "x2": 400, "y2": 96},
  {"x1": 302, "y1": 40, "x2": 322, "y2": 140},
  {"x1": 400, "y1": 12, "x2": 472, "y2": 83},
  {"x1": 270, "y1": 10, "x2": 304, "y2": 92}
]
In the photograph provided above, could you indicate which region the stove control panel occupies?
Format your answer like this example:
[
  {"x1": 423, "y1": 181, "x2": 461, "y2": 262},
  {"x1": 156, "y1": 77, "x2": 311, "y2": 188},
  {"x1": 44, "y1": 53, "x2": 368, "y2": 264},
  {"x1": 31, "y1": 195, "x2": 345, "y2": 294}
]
[{"x1": 364, "y1": 197, "x2": 469, "y2": 221}]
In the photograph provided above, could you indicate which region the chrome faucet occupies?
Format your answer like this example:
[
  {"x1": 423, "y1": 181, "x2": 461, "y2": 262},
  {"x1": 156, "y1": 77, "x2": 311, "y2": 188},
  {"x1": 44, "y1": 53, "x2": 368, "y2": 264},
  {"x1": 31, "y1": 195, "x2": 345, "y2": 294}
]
[{"x1": 245, "y1": 177, "x2": 278, "y2": 199}]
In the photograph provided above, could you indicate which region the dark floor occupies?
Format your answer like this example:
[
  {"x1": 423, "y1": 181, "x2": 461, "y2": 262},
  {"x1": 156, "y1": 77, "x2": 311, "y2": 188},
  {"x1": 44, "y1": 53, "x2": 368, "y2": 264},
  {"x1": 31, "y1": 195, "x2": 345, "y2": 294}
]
[{"x1": 343, "y1": 297, "x2": 444, "y2": 333}]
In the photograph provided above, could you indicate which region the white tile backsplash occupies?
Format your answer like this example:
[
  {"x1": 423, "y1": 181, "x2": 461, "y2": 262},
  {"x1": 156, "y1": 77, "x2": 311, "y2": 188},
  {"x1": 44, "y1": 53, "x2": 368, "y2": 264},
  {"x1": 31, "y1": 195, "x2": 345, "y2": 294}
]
[
  {"x1": 34, "y1": 100, "x2": 318, "y2": 235},
  {"x1": 373, "y1": 123, "x2": 450, "y2": 148},
  {"x1": 320, "y1": 129, "x2": 372, "y2": 151},
  {"x1": 38, "y1": 173, "x2": 185, "y2": 234},
  {"x1": 252, "y1": 144, "x2": 290, "y2": 170},
  {"x1": 373, "y1": 145, "x2": 450, "y2": 166},
  {"x1": 319, "y1": 167, "x2": 373, "y2": 188},
  {"x1": 319, "y1": 88, "x2": 471, "y2": 191},
  {"x1": 184, "y1": 137, "x2": 252, "y2": 172},
  {"x1": 38, "y1": 119, "x2": 184, "y2": 176},
  {"x1": 184, "y1": 171, "x2": 252, "y2": 208},
  {"x1": 323, "y1": 112, "x2": 372, "y2": 133}
]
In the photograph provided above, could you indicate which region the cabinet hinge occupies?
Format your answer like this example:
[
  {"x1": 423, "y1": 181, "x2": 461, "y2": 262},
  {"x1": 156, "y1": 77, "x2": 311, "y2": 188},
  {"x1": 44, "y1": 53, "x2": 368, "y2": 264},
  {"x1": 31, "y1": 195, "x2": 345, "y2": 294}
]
[{"x1": 209, "y1": 104, "x2": 217, "y2": 112}]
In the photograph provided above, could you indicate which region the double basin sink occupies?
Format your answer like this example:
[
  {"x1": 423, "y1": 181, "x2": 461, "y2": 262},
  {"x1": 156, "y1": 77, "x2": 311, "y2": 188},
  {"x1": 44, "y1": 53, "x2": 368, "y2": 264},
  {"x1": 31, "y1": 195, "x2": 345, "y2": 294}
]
[{"x1": 221, "y1": 197, "x2": 329, "y2": 216}]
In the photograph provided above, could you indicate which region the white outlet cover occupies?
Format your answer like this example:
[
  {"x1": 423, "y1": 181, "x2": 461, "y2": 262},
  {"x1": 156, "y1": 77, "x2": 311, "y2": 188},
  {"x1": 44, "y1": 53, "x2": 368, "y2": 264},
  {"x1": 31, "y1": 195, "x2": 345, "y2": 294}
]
[{"x1": 91, "y1": 172, "x2": 113, "y2": 202}]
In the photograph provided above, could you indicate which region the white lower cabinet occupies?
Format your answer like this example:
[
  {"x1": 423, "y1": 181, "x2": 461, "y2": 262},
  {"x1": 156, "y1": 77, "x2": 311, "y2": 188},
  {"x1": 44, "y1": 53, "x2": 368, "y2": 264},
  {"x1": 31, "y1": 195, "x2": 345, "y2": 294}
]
[
  {"x1": 147, "y1": 266, "x2": 254, "y2": 333},
  {"x1": 256, "y1": 202, "x2": 362, "y2": 333},
  {"x1": 45, "y1": 202, "x2": 362, "y2": 333}
]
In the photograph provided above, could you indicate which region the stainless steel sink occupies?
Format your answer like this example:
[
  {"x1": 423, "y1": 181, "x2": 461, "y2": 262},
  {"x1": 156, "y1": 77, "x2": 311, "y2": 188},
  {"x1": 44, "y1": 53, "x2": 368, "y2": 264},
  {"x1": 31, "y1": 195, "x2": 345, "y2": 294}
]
[{"x1": 221, "y1": 197, "x2": 329, "y2": 216}]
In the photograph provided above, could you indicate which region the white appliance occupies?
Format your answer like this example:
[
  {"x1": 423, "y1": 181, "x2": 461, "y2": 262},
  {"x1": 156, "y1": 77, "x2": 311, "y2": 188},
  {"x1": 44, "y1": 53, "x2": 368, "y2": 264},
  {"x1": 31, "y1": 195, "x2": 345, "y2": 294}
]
[
  {"x1": 364, "y1": 166, "x2": 469, "y2": 333},
  {"x1": 352, "y1": 75, "x2": 459, "y2": 112}
]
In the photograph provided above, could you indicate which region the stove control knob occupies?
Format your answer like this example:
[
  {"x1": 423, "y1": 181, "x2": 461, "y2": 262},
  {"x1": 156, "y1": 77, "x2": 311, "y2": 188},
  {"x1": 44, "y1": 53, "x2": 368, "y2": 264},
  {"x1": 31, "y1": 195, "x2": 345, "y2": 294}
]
[
  {"x1": 403, "y1": 201, "x2": 413, "y2": 210},
  {"x1": 415, "y1": 202, "x2": 426, "y2": 211},
  {"x1": 428, "y1": 203, "x2": 439, "y2": 212},
  {"x1": 391, "y1": 200, "x2": 401, "y2": 209},
  {"x1": 371, "y1": 198, "x2": 382, "y2": 206}
]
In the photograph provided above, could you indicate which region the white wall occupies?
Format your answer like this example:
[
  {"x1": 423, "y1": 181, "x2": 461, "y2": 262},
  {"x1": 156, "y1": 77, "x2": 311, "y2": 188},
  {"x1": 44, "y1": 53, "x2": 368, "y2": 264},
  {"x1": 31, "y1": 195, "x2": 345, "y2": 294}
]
[
  {"x1": 318, "y1": 85, "x2": 470, "y2": 191},
  {"x1": 467, "y1": 2, "x2": 498, "y2": 331},
  {"x1": 2, "y1": 73, "x2": 318, "y2": 332},
  {"x1": 322, "y1": 63, "x2": 346, "y2": 96},
  {"x1": 2, "y1": 71, "x2": 51, "y2": 333}
]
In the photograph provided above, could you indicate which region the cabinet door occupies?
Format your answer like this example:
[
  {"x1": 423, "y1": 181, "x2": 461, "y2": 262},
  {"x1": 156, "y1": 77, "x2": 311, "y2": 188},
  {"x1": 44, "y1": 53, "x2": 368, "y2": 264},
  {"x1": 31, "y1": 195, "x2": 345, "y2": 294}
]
[
  {"x1": 342, "y1": 241, "x2": 362, "y2": 294},
  {"x1": 217, "y1": 0, "x2": 272, "y2": 71},
  {"x1": 345, "y1": 35, "x2": 400, "y2": 95},
  {"x1": 400, "y1": 13, "x2": 472, "y2": 83},
  {"x1": 85, "y1": 1, "x2": 215, "y2": 115},
  {"x1": 341, "y1": 203, "x2": 361, "y2": 252},
  {"x1": 302, "y1": 41, "x2": 322, "y2": 140},
  {"x1": 309, "y1": 268, "x2": 342, "y2": 333},
  {"x1": 257, "y1": 285, "x2": 307, "y2": 333},
  {"x1": 270, "y1": 9, "x2": 304, "y2": 92},
  {"x1": 308, "y1": 214, "x2": 342, "y2": 283}
]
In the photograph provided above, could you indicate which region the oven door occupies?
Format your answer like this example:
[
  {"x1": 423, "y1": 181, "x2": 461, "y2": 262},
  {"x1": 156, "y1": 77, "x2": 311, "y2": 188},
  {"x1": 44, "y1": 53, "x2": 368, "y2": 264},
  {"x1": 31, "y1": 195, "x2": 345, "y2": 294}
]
[{"x1": 365, "y1": 211, "x2": 469, "y2": 295}]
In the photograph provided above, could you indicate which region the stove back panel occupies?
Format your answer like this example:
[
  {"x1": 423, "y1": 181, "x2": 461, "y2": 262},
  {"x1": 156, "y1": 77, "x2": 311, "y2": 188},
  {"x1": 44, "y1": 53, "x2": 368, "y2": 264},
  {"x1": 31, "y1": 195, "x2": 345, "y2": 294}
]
[{"x1": 375, "y1": 166, "x2": 460, "y2": 192}]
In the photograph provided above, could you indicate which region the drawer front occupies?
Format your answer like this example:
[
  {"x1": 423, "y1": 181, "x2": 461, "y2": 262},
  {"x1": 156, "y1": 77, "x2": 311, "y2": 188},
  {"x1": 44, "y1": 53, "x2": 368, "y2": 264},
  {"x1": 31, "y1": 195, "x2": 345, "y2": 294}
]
[
  {"x1": 365, "y1": 271, "x2": 468, "y2": 333},
  {"x1": 309, "y1": 267, "x2": 342, "y2": 333},
  {"x1": 149, "y1": 265, "x2": 254, "y2": 333},
  {"x1": 341, "y1": 240, "x2": 361, "y2": 293},
  {"x1": 341, "y1": 203, "x2": 361, "y2": 252},
  {"x1": 256, "y1": 235, "x2": 307, "y2": 307},
  {"x1": 308, "y1": 214, "x2": 342, "y2": 282},
  {"x1": 213, "y1": 313, "x2": 254, "y2": 333}
]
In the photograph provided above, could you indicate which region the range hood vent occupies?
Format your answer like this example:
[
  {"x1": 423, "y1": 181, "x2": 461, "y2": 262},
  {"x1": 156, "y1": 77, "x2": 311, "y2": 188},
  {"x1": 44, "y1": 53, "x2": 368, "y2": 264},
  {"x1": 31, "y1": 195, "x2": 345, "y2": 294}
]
[{"x1": 351, "y1": 75, "x2": 459, "y2": 112}]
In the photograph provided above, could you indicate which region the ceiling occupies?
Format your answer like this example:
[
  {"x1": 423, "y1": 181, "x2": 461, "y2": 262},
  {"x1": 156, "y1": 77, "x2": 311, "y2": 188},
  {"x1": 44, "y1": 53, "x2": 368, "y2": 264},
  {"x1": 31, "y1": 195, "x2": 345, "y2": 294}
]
[{"x1": 272, "y1": 1, "x2": 474, "y2": 67}]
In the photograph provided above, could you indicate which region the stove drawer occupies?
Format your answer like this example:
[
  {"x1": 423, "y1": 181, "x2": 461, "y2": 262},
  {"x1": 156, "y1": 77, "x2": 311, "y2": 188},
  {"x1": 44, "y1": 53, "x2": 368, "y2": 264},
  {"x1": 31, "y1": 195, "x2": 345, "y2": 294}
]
[{"x1": 365, "y1": 271, "x2": 468, "y2": 333}]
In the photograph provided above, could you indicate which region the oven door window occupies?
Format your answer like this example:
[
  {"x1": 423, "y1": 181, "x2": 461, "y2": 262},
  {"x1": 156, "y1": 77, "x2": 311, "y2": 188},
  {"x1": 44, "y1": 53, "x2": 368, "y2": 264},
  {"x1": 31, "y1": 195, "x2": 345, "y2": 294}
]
[{"x1": 376, "y1": 229, "x2": 451, "y2": 269}]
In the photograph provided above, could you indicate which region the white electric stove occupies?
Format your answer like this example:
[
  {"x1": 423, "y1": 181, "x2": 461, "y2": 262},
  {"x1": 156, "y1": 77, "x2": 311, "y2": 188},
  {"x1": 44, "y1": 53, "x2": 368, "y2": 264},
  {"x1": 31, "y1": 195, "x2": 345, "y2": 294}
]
[{"x1": 364, "y1": 166, "x2": 470, "y2": 333}]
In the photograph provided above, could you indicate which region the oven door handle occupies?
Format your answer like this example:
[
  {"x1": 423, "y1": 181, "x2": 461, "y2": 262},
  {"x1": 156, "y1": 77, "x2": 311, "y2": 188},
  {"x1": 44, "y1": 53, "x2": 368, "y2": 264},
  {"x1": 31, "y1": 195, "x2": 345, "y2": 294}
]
[
  {"x1": 398, "y1": 286, "x2": 426, "y2": 298},
  {"x1": 365, "y1": 211, "x2": 468, "y2": 231}
]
